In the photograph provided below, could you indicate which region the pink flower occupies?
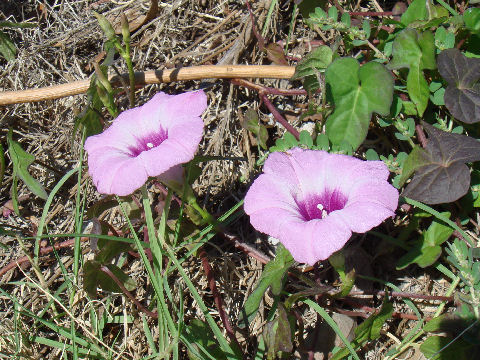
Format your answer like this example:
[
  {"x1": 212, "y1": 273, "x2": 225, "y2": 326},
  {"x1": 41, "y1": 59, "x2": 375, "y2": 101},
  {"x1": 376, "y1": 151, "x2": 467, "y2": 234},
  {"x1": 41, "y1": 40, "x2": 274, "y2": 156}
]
[
  {"x1": 84, "y1": 91, "x2": 207, "y2": 196},
  {"x1": 244, "y1": 148, "x2": 399, "y2": 265}
]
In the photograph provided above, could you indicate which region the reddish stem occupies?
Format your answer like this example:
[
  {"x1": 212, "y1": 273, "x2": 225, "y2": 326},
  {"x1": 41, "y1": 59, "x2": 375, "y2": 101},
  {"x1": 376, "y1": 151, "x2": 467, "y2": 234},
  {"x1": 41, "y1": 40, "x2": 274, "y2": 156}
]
[
  {"x1": 415, "y1": 124, "x2": 428, "y2": 148},
  {"x1": 245, "y1": 0, "x2": 265, "y2": 51},
  {"x1": 100, "y1": 265, "x2": 158, "y2": 319},
  {"x1": 219, "y1": 231, "x2": 270, "y2": 264},
  {"x1": 198, "y1": 249, "x2": 243, "y2": 352},
  {"x1": 261, "y1": 93, "x2": 300, "y2": 140},
  {"x1": 349, "y1": 290, "x2": 453, "y2": 302},
  {"x1": 232, "y1": 78, "x2": 307, "y2": 96},
  {"x1": 349, "y1": 11, "x2": 393, "y2": 17},
  {"x1": 0, "y1": 237, "x2": 86, "y2": 278}
]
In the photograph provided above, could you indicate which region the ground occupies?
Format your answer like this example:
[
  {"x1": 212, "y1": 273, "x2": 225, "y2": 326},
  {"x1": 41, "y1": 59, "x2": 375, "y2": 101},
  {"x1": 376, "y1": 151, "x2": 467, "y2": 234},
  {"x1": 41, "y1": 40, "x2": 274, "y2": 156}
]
[{"x1": 0, "y1": 1, "x2": 470, "y2": 359}]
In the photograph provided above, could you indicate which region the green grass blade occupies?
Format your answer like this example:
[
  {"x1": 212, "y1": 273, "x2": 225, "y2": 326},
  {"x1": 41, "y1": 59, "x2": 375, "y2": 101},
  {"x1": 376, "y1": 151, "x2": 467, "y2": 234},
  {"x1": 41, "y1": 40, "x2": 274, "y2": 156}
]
[{"x1": 304, "y1": 299, "x2": 361, "y2": 360}]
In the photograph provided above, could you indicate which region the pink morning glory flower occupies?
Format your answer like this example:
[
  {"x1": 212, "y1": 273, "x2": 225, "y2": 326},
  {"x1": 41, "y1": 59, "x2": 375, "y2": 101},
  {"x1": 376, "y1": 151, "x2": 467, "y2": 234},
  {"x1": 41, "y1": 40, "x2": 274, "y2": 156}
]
[
  {"x1": 84, "y1": 90, "x2": 207, "y2": 196},
  {"x1": 244, "y1": 148, "x2": 399, "y2": 265}
]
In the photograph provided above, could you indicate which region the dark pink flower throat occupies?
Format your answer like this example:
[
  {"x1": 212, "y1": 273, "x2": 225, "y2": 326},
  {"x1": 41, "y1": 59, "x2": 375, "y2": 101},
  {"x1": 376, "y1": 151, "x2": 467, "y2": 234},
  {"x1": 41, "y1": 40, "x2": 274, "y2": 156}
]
[
  {"x1": 296, "y1": 189, "x2": 348, "y2": 221},
  {"x1": 128, "y1": 128, "x2": 168, "y2": 157}
]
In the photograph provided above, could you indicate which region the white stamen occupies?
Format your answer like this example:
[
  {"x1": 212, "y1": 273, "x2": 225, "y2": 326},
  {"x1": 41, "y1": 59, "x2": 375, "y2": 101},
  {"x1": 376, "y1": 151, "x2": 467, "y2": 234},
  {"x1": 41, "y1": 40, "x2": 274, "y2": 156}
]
[
  {"x1": 146, "y1": 142, "x2": 154, "y2": 148},
  {"x1": 317, "y1": 203, "x2": 328, "y2": 218}
]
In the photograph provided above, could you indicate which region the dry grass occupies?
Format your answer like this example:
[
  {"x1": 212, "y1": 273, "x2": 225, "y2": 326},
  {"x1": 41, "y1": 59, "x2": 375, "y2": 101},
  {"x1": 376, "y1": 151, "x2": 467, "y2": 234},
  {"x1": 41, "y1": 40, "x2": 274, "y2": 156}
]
[{"x1": 0, "y1": 1, "x2": 458, "y2": 359}]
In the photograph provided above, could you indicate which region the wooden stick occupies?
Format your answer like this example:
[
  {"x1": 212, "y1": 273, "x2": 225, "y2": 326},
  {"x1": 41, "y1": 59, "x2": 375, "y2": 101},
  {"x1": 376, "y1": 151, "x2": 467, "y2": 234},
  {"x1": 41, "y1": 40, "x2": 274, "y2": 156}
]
[{"x1": 0, "y1": 65, "x2": 295, "y2": 105}]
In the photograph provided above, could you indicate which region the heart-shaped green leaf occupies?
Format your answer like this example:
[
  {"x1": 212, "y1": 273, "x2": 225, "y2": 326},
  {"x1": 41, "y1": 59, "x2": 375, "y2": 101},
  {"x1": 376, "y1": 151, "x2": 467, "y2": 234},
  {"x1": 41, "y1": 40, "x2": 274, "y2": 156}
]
[
  {"x1": 437, "y1": 48, "x2": 480, "y2": 124},
  {"x1": 325, "y1": 57, "x2": 394, "y2": 150},
  {"x1": 388, "y1": 29, "x2": 436, "y2": 116},
  {"x1": 402, "y1": 122, "x2": 480, "y2": 204}
]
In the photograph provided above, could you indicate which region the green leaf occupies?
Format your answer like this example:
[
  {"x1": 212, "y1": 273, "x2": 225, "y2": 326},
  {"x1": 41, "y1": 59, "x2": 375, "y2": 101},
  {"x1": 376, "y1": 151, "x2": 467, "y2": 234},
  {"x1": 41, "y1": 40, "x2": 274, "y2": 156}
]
[
  {"x1": 298, "y1": 1, "x2": 327, "y2": 19},
  {"x1": 93, "y1": 11, "x2": 117, "y2": 42},
  {"x1": 269, "y1": 132, "x2": 300, "y2": 152},
  {"x1": 0, "y1": 30, "x2": 16, "y2": 61},
  {"x1": 341, "y1": 12, "x2": 351, "y2": 27},
  {"x1": 354, "y1": 300, "x2": 393, "y2": 341},
  {"x1": 96, "y1": 238, "x2": 132, "y2": 264},
  {"x1": 292, "y1": 45, "x2": 333, "y2": 93},
  {"x1": 184, "y1": 319, "x2": 228, "y2": 360},
  {"x1": 7, "y1": 129, "x2": 47, "y2": 200},
  {"x1": 242, "y1": 108, "x2": 269, "y2": 149},
  {"x1": 299, "y1": 130, "x2": 313, "y2": 147},
  {"x1": 325, "y1": 57, "x2": 394, "y2": 149},
  {"x1": 435, "y1": 26, "x2": 455, "y2": 50},
  {"x1": 363, "y1": 20, "x2": 371, "y2": 39},
  {"x1": 397, "y1": 212, "x2": 454, "y2": 269},
  {"x1": 237, "y1": 244, "x2": 294, "y2": 329},
  {"x1": 401, "y1": 0, "x2": 427, "y2": 26},
  {"x1": 420, "y1": 335, "x2": 471, "y2": 360},
  {"x1": 388, "y1": 29, "x2": 436, "y2": 116},
  {"x1": 365, "y1": 148, "x2": 379, "y2": 161},
  {"x1": 464, "y1": 8, "x2": 480, "y2": 34},
  {"x1": 73, "y1": 77, "x2": 105, "y2": 141},
  {"x1": 328, "y1": 6, "x2": 338, "y2": 21}
]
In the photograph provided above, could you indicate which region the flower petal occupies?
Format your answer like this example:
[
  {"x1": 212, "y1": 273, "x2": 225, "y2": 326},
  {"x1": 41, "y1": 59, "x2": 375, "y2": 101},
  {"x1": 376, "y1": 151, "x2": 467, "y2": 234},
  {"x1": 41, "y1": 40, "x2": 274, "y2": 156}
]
[
  {"x1": 348, "y1": 179, "x2": 399, "y2": 210},
  {"x1": 244, "y1": 148, "x2": 399, "y2": 265},
  {"x1": 243, "y1": 173, "x2": 300, "y2": 215},
  {"x1": 307, "y1": 213, "x2": 353, "y2": 264},
  {"x1": 154, "y1": 91, "x2": 208, "y2": 128},
  {"x1": 337, "y1": 201, "x2": 396, "y2": 234},
  {"x1": 84, "y1": 90, "x2": 207, "y2": 195},
  {"x1": 108, "y1": 158, "x2": 149, "y2": 196}
]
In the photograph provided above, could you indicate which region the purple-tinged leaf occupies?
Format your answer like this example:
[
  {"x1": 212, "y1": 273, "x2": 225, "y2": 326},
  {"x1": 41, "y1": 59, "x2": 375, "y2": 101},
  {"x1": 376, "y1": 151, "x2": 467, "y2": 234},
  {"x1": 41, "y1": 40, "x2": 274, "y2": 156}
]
[
  {"x1": 83, "y1": 260, "x2": 136, "y2": 298},
  {"x1": 402, "y1": 122, "x2": 480, "y2": 204},
  {"x1": 264, "y1": 304, "x2": 294, "y2": 358},
  {"x1": 437, "y1": 48, "x2": 480, "y2": 124},
  {"x1": 266, "y1": 43, "x2": 288, "y2": 65}
]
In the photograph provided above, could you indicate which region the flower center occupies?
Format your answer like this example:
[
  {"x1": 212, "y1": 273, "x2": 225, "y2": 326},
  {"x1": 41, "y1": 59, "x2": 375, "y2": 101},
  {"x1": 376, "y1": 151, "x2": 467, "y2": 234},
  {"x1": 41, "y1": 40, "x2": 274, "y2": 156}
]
[
  {"x1": 128, "y1": 128, "x2": 168, "y2": 157},
  {"x1": 296, "y1": 189, "x2": 348, "y2": 221}
]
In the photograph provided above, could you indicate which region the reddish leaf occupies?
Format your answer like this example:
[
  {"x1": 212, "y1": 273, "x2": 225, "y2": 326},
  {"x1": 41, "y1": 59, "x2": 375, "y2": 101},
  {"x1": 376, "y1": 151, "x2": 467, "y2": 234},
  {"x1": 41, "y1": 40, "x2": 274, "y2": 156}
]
[
  {"x1": 437, "y1": 48, "x2": 480, "y2": 124},
  {"x1": 402, "y1": 122, "x2": 480, "y2": 204},
  {"x1": 266, "y1": 43, "x2": 288, "y2": 65}
]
